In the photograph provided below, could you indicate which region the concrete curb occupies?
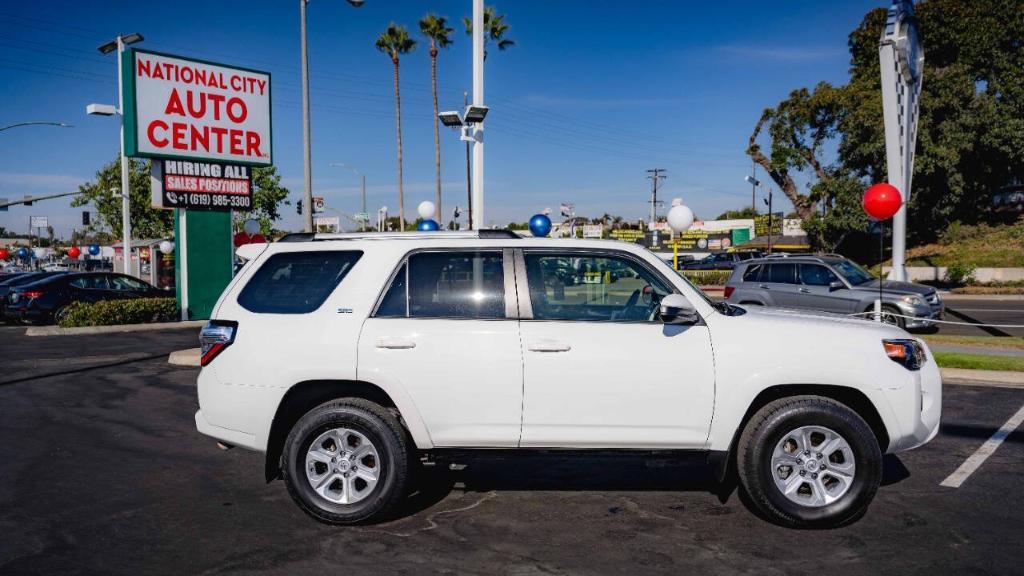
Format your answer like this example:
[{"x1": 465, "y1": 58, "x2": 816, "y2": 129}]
[
  {"x1": 26, "y1": 320, "x2": 205, "y2": 337},
  {"x1": 940, "y1": 293, "x2": 1024, "y2": 301},
  {"x1": 168, "y1": 348, "x2": 201, "y2": 367},
  {"x1": 941, "y1": 367, "x2": 1024, "y2": 389}
]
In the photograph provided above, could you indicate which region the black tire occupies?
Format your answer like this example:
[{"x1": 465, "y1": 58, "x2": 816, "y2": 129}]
[
  {"x1": 879, "y1": 304, "x2": 906, "y2": 329},
  {"x1": 52, "y1": 305, "x2": 70, "y2": 326},
  {"x1": 736, "y1": 395, "x2": 882, "y2": 528},
  {"x1": 282, "y1": 398, "x2": 410, "y2": 525}
]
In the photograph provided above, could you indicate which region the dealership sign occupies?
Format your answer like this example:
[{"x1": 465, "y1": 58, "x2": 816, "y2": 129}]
[
  {"x1": 124, "y1": 49, "x2": 272, "y2": 166},
  {"x1": 151, "y1": 160, "x2": 253, "y2": 211}
]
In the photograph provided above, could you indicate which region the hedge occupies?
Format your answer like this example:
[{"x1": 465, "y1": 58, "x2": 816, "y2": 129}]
[
  {"x1": 680, "y1": 269, "x2": 732, "y2": 286},
  {"x1": 57, "y1": 297, "x2": 179, "y2": 328}
]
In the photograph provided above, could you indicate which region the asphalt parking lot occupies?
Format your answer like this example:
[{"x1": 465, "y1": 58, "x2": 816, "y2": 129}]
[{"x1": 1, "y1": 327, "x2": 1022, "y2": 575}]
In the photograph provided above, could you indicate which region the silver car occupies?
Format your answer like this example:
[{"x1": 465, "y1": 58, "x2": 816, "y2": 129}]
[{"x1": 724, "y1": 254, "x2": 944, "y2": 330}]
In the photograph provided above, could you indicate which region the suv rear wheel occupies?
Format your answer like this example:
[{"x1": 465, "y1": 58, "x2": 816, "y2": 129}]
[
  {"x1": 736, "y1": 395, "x2": 882, "y2": 528},
  {"x1": 282, "y1": 398, "x2": 410, "y2": 524}
]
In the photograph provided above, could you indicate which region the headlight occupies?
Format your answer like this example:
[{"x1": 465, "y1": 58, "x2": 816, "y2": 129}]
[
  {"x1": 883, "y1": 339, "x2": 926, "y2": 370},
  {"x1": 901, "y1": 295, "x2": 925, "y2": 307}
]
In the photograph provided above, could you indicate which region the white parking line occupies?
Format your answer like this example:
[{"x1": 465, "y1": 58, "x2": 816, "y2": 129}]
[{"x1": 940, "y1": 403, "x2": 1024, "y2": 488}]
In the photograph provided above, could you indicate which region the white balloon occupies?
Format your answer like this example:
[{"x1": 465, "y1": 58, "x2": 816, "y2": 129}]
[
  {"x1": 243, "y1": 219, "x2": 261, "y2": 236},
  {"x1": 417, "y1": 201, "x2": 436, "y2": 220},
  {"x1": 667, "y1": 204, "x2": 694, "y2": 233},
  {"x1": 33, "y1": 247, "x2": 47, "y2": 259},
  {"x1": 159, "y1": 240, "x2": 175, "y2": 254}
]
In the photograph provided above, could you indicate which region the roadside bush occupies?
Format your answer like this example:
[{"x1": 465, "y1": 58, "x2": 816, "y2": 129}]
[
  {"x1": 943, "y1": 262, "x2": 976, "y2": 285},
  {"x1": 58, "y1": 298, "x2": 179, "y2": 328},
  {"x1": 681, "y1": 269, "x2": 732, "y2": 286}
]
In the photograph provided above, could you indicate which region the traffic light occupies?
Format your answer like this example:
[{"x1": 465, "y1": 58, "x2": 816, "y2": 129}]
[
  {"x1": 296, "y1": 199, "x2": 303, "y2": 215},
  {"x1": 82, "y1": 211, "x2": 91, "y2": 226}
]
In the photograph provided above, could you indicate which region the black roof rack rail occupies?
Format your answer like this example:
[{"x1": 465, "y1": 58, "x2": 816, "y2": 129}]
[
  {"x1": 277, "y1": 232, "x2": 316, "y2": 242},
  {"x1": 477, "y1": 229, "x2": 521, "y2": 239}
]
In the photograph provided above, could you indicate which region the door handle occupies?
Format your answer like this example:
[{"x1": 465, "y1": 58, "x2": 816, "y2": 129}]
[
  {"x1": 376, "y1": 337, "x2": 416, "y2": 350},
  {"x1": 528, "y1": 340, "x2": 571, "y2": 352},
  {"x1": 798, "y1": 288, "x2": 811, "y2": 293},
  {"x1": 758, "y1": 284, "x2": 770, "y2": 289}
]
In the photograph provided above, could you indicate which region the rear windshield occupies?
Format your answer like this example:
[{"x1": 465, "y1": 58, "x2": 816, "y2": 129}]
[{"x1": 238, "y1": 251, "x2": 362, "y2": 314}]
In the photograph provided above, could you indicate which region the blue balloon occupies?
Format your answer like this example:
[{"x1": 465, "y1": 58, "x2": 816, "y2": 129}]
[
  {"x1": 529, "y1": 214, "x2": 552, "y2": 237},
  {"x1": 417, "y1": 219, "x2": 440, "y2": 231},
  {"x1": 88, "y1": 244, "x2": 101, "y2": 256},
  {"x1": 16, "y1": 247, "x2": 29, "y2": 259}
]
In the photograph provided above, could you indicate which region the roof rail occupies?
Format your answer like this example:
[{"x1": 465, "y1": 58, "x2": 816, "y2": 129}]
[{"x1": 275, "y1": 230, "x2": 523, "y2": 242}]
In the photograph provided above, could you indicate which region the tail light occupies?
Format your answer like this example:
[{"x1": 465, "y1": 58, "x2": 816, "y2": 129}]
[
  {"x1": 22, "y1": 290, "x2": 44, "y2": 299},
  {"x1": 723, "y1": 286, "x2": 735, "y2": 299},
  {"x1": 200, "y1": 320, "x2": 238, "y2": 367}
]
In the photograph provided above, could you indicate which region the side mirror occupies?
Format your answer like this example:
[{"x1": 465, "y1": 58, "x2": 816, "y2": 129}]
[
  {"x1": 659, "y1": 294, "x2": 700, "y2": 325},
  {"x1": 828, "y1": 280, "x2": 845, "y2": 291}
]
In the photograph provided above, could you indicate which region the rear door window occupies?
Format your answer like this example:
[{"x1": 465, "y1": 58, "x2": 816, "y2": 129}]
[
  {"x1": 238, "y1": 251, "x2": 362, "y2": 314},
  {"x1": 767, "y1": 263, "x2": 796, "y2": 284},
  {"x1": 376, "y1": 251, "x2": 506, "y2": 319}
]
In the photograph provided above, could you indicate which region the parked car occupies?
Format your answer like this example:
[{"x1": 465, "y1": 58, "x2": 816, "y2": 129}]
[
  {"x1": 678, "y1": 250, "x2": 763, "y2": 270},
  {"x1": 724, "y1": 254, "x2": 944, "y2": 330},
  {"x1": 0, "y1": 272, "x2": 67, "y2": 322},
  {"x1": 4, "y1": 272, "x2": 166, "y2": 325},
  {"x1": 195, "y1": 231, "x2": 940, "y2": 529}
]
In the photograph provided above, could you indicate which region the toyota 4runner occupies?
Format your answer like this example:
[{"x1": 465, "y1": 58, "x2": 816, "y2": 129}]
[{"x1": 195, "y1": 231, "x2": 941, "y2": 528}]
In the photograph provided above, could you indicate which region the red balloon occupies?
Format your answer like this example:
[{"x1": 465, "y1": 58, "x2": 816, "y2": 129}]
[
  {"x1": 862, "y1": 183, "x2": 903, "y2": 221},
  {"x1": 68, "y1": 246, "x2": 81, "y2": 259},
  {"x1": 0, "y1": 249, "x2": 9, "y2": 260}
]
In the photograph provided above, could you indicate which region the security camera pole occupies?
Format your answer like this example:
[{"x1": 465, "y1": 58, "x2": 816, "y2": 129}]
[
  {"x1": 471, "y1": 0, "x2": 485, "y2": 229},
  {"x1": 879, "y1": 0, "x2": 923, "y2": 281}
]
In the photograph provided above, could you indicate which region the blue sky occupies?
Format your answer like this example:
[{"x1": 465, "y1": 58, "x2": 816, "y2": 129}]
[{"x1": 0, "y1": 0, "x2": 881, "y2": 236}]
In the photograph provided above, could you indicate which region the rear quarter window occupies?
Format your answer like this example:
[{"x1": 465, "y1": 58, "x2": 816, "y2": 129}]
[{"x1": 237, "y1": 251, "x2": 362, "y2": 314}]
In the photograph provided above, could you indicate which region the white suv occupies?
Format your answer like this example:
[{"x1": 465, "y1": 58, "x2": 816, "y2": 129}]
[{"x1": 195, "y1": 231, "x2": 941, "y2": 528}]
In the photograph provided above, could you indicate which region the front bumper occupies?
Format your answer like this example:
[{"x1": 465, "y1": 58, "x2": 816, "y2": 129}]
[
  {"x1": 897, "y1": 301, "x2": 945, "y2": 329},
  {"x1": 881, "y1": 351, "x2": 943, "y2": 452}
]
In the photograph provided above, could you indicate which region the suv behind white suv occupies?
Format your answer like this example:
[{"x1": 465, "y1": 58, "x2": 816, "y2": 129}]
[{"x1": 195, "y1": 231, "x2": 941, "y2": 528}]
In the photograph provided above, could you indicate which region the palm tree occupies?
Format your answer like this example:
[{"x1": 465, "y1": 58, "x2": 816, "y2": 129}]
[
  {"x1": 376, "y1": 24, "x2": 417, "y2": 230},
  {"x1": 419, "y1": 14, "x2": 454, "y2": 223},
  {"x1": 462, "y1": 6, "x2": 515, "y2": 60}
]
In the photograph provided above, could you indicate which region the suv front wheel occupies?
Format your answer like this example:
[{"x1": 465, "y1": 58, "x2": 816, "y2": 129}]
[
  {"x1": 282, "y1": 398, "x2": 410, "y2": 524},
  {"x1": 736, "y1": 395, "x2": 882, "y2": 528}
]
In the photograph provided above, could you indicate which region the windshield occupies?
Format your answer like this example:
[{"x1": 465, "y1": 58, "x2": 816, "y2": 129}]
[{"x1": 831, "y1": 260, "x2": 874, "y2": 286}]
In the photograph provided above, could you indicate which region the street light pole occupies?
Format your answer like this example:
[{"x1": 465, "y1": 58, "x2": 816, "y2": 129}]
[
  {"x1": 470, "y1": 0, "x2": 484, "y2": 230},
  {"x1": 300, "y1": 0, "x2": 314, "y2": 233}
]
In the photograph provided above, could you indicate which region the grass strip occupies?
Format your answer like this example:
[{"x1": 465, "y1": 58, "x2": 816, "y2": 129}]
[{"x1": 932, "y1": 352, "x2": 1024, "y2": 372}]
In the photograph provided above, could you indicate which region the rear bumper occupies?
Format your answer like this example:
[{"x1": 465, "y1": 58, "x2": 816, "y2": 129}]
[{"x1": 195, "y1": 409, "x2": 259, "y2": 451}]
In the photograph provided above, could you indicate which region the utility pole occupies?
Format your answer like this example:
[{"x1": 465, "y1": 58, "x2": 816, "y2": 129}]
[
  {"x1": 299, "y1": 0, "x2": 313, "y2": 233},
  {"x1": 646, "y1": 169, "x2": 666, "y2": 224},
  {"x1": 464, "y1": 91, "x2": 473, "y2": 230},
  {"x1": 763, "y1": 187, "x2": 774, "y2": 254}
]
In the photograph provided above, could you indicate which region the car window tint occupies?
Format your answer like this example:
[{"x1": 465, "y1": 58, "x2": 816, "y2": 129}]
[
  {"x1": 525, "y1": 252, "x2": 671, "y2": 322},
  {"x1": 110, "y1": 275, "x2": 148, "y2": 291},
  {"x1": 400, "y1": 252, "x2": 505, "y2": 319},
  {"x1": 71, "y1": 275, "x2": 109, "y2": 290},
  {"x1": 800, "y1": 264, "x2": 838, "y2": 286},
  {"x1": 238, "y1": 251, "x2": 362, "y2": 314},
  {"x1": 376, "y1": 263, "x2": 408, "y2": 317},
  {"x1": 742, "y1": 264, "x2": 764, "y2": 282},
  {"x1": 767, "y1": 263, "x2": 796, "y2": 284}
]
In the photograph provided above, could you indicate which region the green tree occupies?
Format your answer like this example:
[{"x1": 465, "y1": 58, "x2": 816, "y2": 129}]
[
  {"x1": 751, "y1": 0, "x2": 1024, "y2": 249},
  {"x1": 72, "y1": 157, "x2": 173, "y2": 240},
  {"x1": 463, "y1": 6, "x2": 515, "y2": 59},
  {"x1": 419, "y1": 14, "x2": 454, "y2": 222},
  {"x1": 235, "y1": 166, "x2": 291, "y2": 235},
  {"x1": 715, "y1": 207, "x2": 758, "y2": 220},
  {"x1": 376, "y1": 24, "x2": 417, "y2": 231}
]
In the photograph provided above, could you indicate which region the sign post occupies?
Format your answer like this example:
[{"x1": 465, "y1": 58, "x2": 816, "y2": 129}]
[{"x1": 879, "y1": 0, "x2": 923, "y2": 281}]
